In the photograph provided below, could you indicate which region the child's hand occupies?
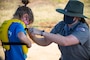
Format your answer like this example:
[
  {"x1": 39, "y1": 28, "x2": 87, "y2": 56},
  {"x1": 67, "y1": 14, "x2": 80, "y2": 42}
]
[{"x1": 0, "y1": 40, "x2": 2, "y2": 46}]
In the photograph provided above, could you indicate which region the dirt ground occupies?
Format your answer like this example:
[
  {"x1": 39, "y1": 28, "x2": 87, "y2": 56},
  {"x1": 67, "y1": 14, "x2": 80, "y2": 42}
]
[
  {"x1": 26, "y1": 43, "x2": 61, "y2": 60},
  {"x1": 0, "y1": 43, "x2": 61, "y2": 60}
]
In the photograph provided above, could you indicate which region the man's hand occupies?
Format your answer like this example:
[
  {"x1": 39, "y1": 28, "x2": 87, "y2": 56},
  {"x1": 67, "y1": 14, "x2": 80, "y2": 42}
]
[{"x1": 29, "y1": 28, "x2": 42, "y2": 35}]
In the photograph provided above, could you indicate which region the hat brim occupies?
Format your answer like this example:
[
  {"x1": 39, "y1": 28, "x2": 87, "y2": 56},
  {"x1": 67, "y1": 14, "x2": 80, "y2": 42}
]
[{"x1": 56, "y1": 9, "x2": 87, "y2": 18}]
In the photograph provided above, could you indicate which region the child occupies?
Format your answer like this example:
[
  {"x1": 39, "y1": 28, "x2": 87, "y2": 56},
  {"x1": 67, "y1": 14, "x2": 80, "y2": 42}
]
[{"x1": 0, "y1": 0, "x2": 34, "y2": 60}]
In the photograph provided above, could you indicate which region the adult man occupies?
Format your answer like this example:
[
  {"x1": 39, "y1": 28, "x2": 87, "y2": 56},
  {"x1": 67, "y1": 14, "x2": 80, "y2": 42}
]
[{"x1": 28, "y1": 1, "x2": 90, "y2": 60}]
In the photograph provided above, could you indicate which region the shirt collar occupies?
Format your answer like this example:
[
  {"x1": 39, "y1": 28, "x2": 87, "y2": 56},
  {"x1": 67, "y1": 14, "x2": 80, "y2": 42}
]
[
  {"x1": 64, "y1": 21, "x2": 80, "y2": 30},
  {"x1": 70, "y1": 21, "x2": 80, "y2": 30}
]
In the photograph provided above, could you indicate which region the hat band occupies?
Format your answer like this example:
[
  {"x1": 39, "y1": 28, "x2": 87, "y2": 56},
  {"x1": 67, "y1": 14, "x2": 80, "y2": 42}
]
[{"x1": 64, "y1": 9, "x2": 82, "y2": 14}]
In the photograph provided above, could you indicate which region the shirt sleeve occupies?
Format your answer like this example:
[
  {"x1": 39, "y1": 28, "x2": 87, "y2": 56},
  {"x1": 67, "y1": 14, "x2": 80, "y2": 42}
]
[
  {"x1": 15, "y1": 23, "x2": 26, "y2": 37},
  {"x1": 72, "y1": 25, "x2": 89, "y2": 45},
  {"x1": 50, "y1": 21, "x2": 65, "y2": 34}
]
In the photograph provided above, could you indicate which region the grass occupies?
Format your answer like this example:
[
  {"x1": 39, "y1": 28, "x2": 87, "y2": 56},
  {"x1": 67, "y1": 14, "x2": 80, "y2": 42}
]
[{"x1": 0, "y1": 0, "x2": 89, "y2": 26}]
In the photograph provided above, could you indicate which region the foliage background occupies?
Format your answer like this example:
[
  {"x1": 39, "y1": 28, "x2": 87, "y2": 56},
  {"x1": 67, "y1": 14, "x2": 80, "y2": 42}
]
[{"x1": 0, "y1": 0, "x2": 90, "y2": 28}]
